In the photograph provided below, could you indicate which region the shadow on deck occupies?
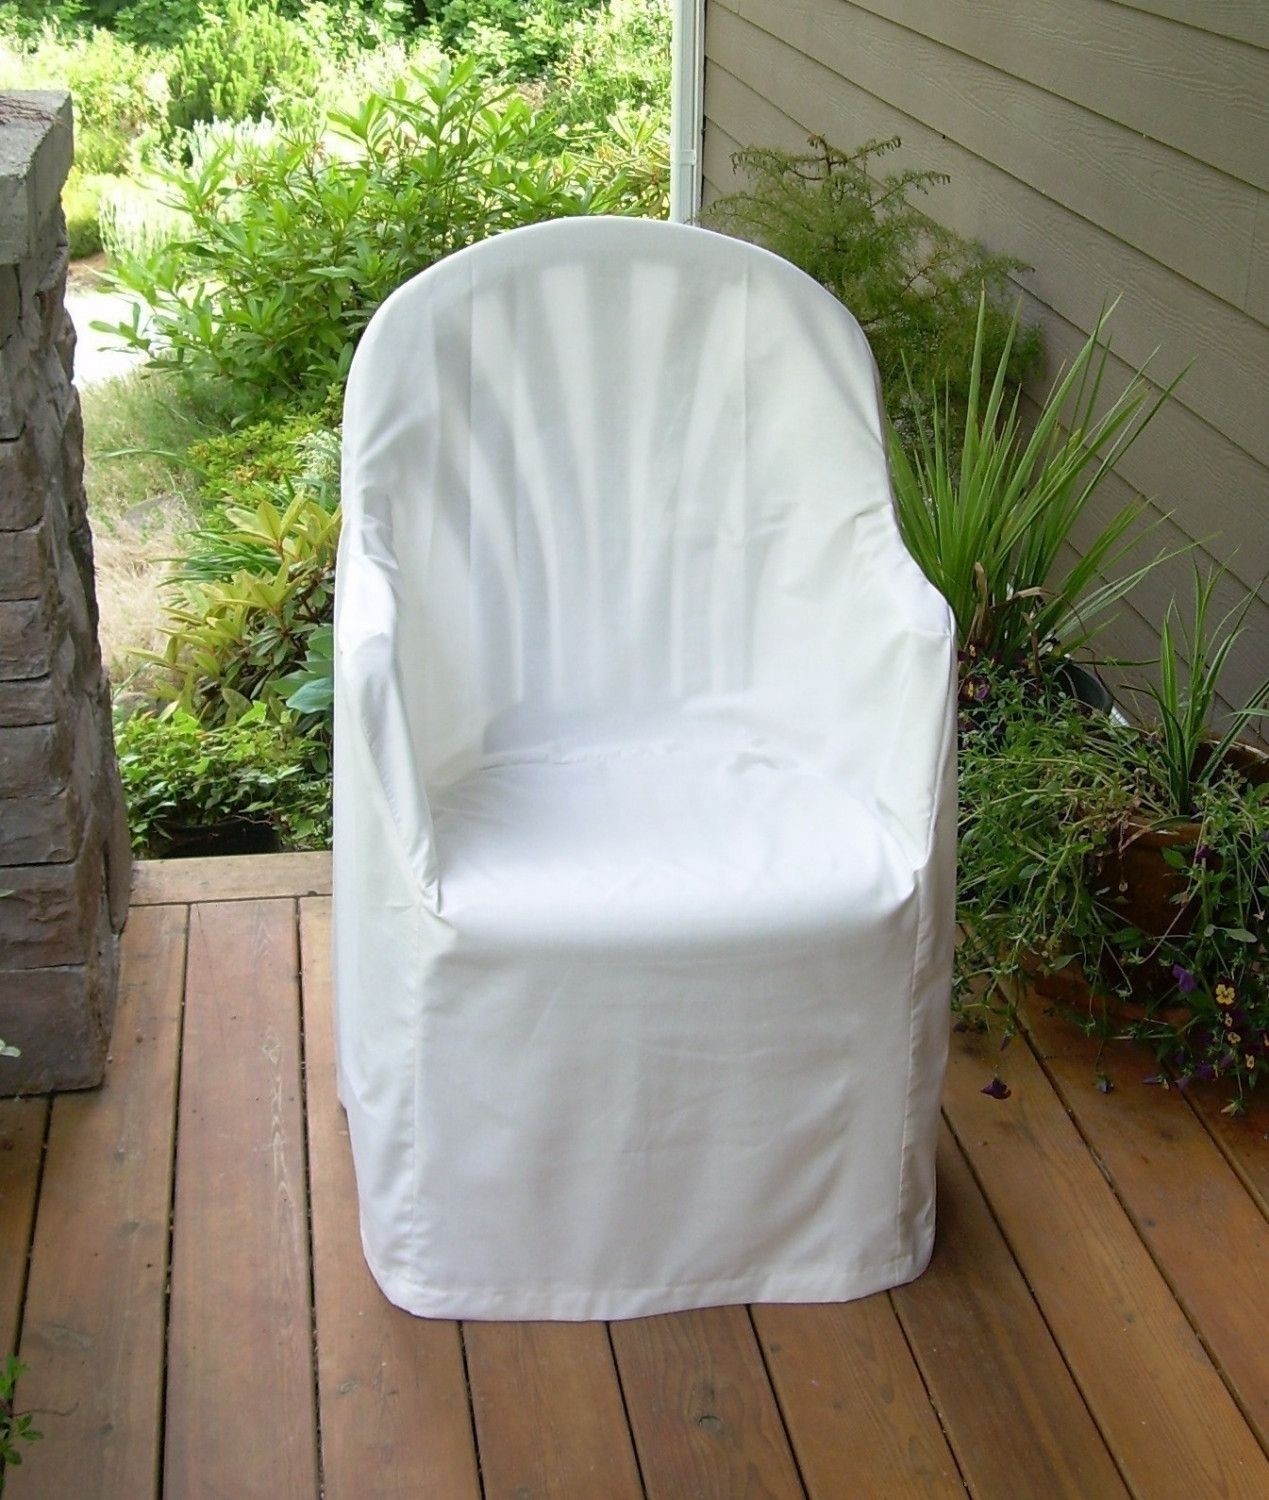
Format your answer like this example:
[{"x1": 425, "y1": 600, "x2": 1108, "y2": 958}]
[{"x1": 1, "y1": 852, "x2": 1267, "y2": 1497}]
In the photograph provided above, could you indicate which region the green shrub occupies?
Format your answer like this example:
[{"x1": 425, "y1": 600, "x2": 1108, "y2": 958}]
[
  {"x1": 0, "y1": 22, "x2": 170, "y2": 174},
  {"x1": 547, "y1": 0, "x2": 669, "y2": 130},
  {"x1": 105, "y1": 58, "x2": 662, "y2": 410},
  {"x1": 702, "y1": 135, "x2": 1041, "y2": 437},
  {"x1": 0, "y1": 3, "x2": 88, "y2": 42},
  {"x1": 189, "y1": 409, "x2": 333, "y2": 511},
  {"x1": 97, "y1": 167, "x2": 189, "y2": 264},
  {"x1": 63, "y1": 166, "x2": 113, "y2": 257},
  {"x1": 145, "y1": 488, "x2": 340, "y2": 733},
  {"x1": 166, "y1": 0, "x2": 321, "y2": 133},
  {"x1": 115, "y1": 702, "x2": 332, "y2": 855},
  {"x1": 430, "y1": 0, "x2": 601, "y2": 79},
  {"x1": 180, "y1": 415, "x2": 341, "y2": 581}
]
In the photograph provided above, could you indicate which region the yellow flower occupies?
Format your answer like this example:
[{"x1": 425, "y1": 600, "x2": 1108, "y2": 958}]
[
  {"x1": 1215, "y1": 983, "x2": 1236, "y2": 1007},
  {"x1": 1228, "y1": 1032, "x2": 1242, "y2": 1046},
  {"x1": 1247, "y1": 1055, "x2": 1258, "y2": 1071}
]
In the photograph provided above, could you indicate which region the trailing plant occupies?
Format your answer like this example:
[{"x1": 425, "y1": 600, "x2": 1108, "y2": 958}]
[
  {"x1": 1138, "y1": 566, "x2": 1269, "y2": 816},
  {"x1": 1102, "y1": 761, "x2": 1268, "y2": 1106},
  {"x1": 104, "y1": 58, "x2": 657, "y2": 409},
  {"x1": 955, "y1": 661, "x2": 1143, "y2": 1009},
  {"x1": 889, "y1": 296, "x2": 1179, "y2": 672},
  {"x1": 701, "y1": 135, "x2": 1041, "y2": 434},
  {"x1": 115, "y1": 702, "x2": 333, "y2": 855},
  {"x1": 957, "y1": 658, "x2": 1268, "y2": 1108}
]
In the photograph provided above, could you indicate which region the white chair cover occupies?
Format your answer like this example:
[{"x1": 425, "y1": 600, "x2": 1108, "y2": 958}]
[{"x1": 334, "y1": 216, "x2": 956, "y2": 1322}]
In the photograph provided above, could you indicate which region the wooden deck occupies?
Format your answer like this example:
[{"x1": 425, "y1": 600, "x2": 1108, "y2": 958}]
[{"x1": 2, "y1": 851, "x2": 1267, "y2": 1498}]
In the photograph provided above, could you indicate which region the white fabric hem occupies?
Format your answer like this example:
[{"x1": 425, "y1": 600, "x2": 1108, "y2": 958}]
[{"x1": 359, "y1": 1217, "x2": 936, "y2": 1323}]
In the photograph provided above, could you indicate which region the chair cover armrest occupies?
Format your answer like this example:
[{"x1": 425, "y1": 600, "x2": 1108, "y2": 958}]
[{"x1": 334, "y1": 528, "x2": 438, "y2": 898}]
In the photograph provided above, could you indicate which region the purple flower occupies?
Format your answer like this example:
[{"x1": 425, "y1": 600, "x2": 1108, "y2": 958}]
[
  {"x1": 1171, "y1": 965, "x2": 1198, "y2": 994},
  {"x1": 1196, "y1": 1062, "x2": 1216, "y2": 1082},
  {"x1": 981, "y1": 1077, "x2": 1011, "y2": 1100},
  {"x1": 1193, "y1": 844, "x2": 1214, "y2": 866}
]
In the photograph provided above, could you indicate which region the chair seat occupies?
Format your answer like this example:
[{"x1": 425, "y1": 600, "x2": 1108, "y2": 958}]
[{"x1": 432, "y1": 735, "x2": 916, "y2": 952}]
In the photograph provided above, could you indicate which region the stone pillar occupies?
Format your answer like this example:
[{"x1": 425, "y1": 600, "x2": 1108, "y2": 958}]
[{"x1": 1, "y1": 92, "x2": 130, "y2": 1094}]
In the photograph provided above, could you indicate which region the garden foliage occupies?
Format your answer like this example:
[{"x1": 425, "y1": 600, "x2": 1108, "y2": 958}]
[
  {"x1": 115, "y1": 703, "x2": 333, "y2": 855},
  {"x1": 702, "y1": 135, "x2": 1042, "y2": 433},
  {"x1": 106, "y1": 58, "x2": 664, "y2": 408},
  {"x1": 889, "y1": 295, "x2": 1176, "y2": 671},
  {"x1": 165, "y1": 0, "x2": 321, "y2": 133},
  {"x1": 23, "y1": 1, "x2": 1261, "y2": 1105},
  {"x1": 957, "y1": 659, "x2": 1268, "y2": 1106}
]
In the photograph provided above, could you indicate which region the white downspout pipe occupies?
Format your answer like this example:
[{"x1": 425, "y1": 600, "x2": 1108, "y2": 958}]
[{"x1": 669, "y1": 0, "x2": 706, "y2": 222}]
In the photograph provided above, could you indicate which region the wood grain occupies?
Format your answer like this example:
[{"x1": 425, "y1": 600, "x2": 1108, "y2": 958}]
[
  {"x1": 1185, "y1": 1082, "x2": 1269, "y2": 1217},
  {"x1": 299, "y1": 898, "x2": 481, "y2": 1500},
  {"x1": 164, "y1": 899, "x2": 318, "y2": 1500},
  {"x1": 611, "y1": 1303, "x2": 804, "y2": 1499},
  {"x1": 753, "y1": 1298, "x2": 964, "y2": 1498},
  {"x1": 0, "y1": 1096, "x2": 46, "y2": 1360},
  {"x1": 130, "y1": 851, "x2": 331, "y2": 907},
  {"x1": 892, "y1": 1126, "x2": 1128, "y2": 1498},
  {"x1": 6, "y1": 904, "x2": 186, "y2": 1500},
  {"x1": 944, "y1": 1023, "x2": 1269, "y2": 1497},
  {"x1": 1022, "y1": 1000, "x2": 1269, "y2": 1446},
  {"x1": 465, "y1": 1321, "x2": 643, "y2": 1500}
]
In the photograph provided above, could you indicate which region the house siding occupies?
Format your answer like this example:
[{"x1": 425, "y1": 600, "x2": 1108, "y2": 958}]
[{"x1": 701, "y1": 0, "x2": 1269, "y2": 714}]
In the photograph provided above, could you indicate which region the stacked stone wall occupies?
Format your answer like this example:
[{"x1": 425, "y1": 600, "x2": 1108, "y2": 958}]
[{"x1": 1, "y1": 92, "x2": 129, "y2": 1093}]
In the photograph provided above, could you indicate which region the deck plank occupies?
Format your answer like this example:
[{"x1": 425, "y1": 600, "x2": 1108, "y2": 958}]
[
  {"x1": 6, "y1": 904, "x2": 186, "y2": 1500},
  {"x1": 466, "y1": 1322, "x2": 644, "y2": 1499},
  {"x1": 131, "y1": 851, "x2": 331, "y2": 907},
  {"x1": 299, "y1": 898, "x2": 481, "y2": 1500},
  {"x1": 752, "y1": 1298, "x2": 964, "y2": 1498},
  {"x1": 1023, "y1": 1001, "x2": 1269, "y2": 1447},
  {"x1": 164, "y1": 899, "x2": 318, "y2": 1500},
  {"x1": 611, "y1": 1303, "x2": 804, "y2": 1499},
  {"x1": 892, "y1": 1126, "x2": 1128, "y2": 1498},
  {"x1": 1185, "y1": 1081, "x2": 1269, "y2": 1218},
  {"x1": 944, "y1": 1023, "x2": 1269, "y2": 1497},
  {"x1": 0, "y1": 1096, "x2": 46, "y2": 1360}
]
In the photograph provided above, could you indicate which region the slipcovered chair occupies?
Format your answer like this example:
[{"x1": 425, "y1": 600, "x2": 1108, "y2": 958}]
[{"x1": 333, "y1": 216, "x2": 956, "y2": 1322}]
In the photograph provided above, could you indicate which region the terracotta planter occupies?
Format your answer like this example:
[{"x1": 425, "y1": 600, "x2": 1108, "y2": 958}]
[
  {"x1": 1023, "y1": 740, "x2": 1267, "y2": 1009},
  {"x1": 1094, "y1": 741, "x2": 1268, "y2": 1000},
  {"x1": 1100, "y1": 741, "x2": 1268, "y2": 934}
]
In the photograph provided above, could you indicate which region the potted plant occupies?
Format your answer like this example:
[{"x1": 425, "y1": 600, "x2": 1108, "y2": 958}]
[
  {"x1": 889, "y1": 294, "x2": 1182, "y2": 691},
  {"x1": 1093, "y1": 567, "x2": 1267, "y2": 997},
  {"x1": 955, "y1": 589, "x2": 1267, "y2": 1109}
]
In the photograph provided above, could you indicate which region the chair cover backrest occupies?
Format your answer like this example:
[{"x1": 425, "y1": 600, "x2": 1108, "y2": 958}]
[{"x1": 341, "y1": 215, "x2": 937, "y2": 783}]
